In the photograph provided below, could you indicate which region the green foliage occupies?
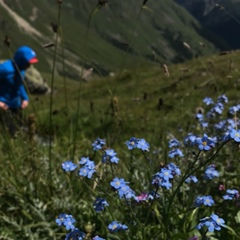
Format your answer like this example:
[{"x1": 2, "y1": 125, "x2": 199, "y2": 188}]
[
  {"x1": 1, "y1": 1, "x2": 240, "y2": 239},
  {"x1": 1, "y1": 50, "x2": 240, "y2": 238},
  {"x1": 0, "y1": 0, "x2": 218, "y2": 77}
]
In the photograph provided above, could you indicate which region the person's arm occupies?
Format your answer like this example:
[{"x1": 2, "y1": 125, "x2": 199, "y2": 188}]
[
  {"x1": 0, "y1": 64, "x2": 9, "y2": 110},
  {"x1": 19, "y1": 83, "x2": 29, "y2": 109}
]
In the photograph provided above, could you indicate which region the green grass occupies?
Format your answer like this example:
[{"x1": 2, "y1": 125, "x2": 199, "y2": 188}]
[
  {"x1": 0, "y1": 2, "x2": 240, "y2": 239},
  {"x1": 0, "y1": 47, "x2": 240, "y2": 239},
  {"x1": 0, "y1": 0, "x2": 219, "y2": 78},
  {"x1": 29, "y1": 50, "x2": 240, "y2": 146}
]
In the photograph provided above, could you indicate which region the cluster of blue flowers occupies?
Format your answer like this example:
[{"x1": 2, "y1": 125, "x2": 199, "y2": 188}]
[
  {"x1": 54, "y1": 214, "x2": 103, "y2": 239},
  {"x1": 79, "y1": 157, "x2": 96, "y2": 178},
  {"x1": 92, "y1": 138, "x2": 106, "y2": 151},
  {"x1": 93, "y1": 197, "x2": 109, "y2": 212},
  {"x1": 185, "y1": 164, "x2": 219, "y2": 185},
  {"x1": 56, "y1": 214, "x2": 76, "y2": 230},
  {"x1": 223, "y1": 189, "x2": 239, "y2": 200},
  {"x1": 197, "y1": 214, "x2": 225, "y2": 232},
  {"x1": 62, "y1": 158, "x2": 96, "y2": 180},
  {"x1": 102, "y1": 149, "x2": 119, "y2": 163},
  {"x1": 55, "y1": 213, "x2": 106, "y2": 239},
  {"x1": 194, "y1": 195, "x2": 215, "y2": 207},
  {"x1": 188, "y1": 95, "x2": 240, "y2": 148},
  {"x1": 203, "y1": 95, "x2": 228, "y2": 118},
  {"x1": 110, "y1": 177, "x2": 135, "y2": 199},
  {"x1": 204, "y1": 164, "x2": 219, "y2": 180},
  {"x1": 125, "y1": 137, "x2": 150, "y2": 151},
  {"x1": 196, "y1": 134, "x2": 216, "y2": 151},
  {"x1": 185, "y1": 175, "x2": 198, "y2": 183},
  {"x1": 229, "y1": 128, "x2": 240, "y2": 142},
  {"x1": 168, "y1": 138, "x2": 184, "y2": 158},
  {"x1": 108, "y1": 221, "x2": 128, "y2": 233},
  {"x1": 61, "y1": 157, "x2": 96, "y2": 179},
  {"x1": 152, "y1": 163, "x2": 181, "y2": 189},
  {"x1": 184, "y1": 133, "x2": 217, "y2": 151},
  {"x1": 57, "y1": 93, "x2": 240, "y2": 239},
  {"x1": 229, "y1": 104, "x2": 240, "y2": 115},
  {"x1": 62, "y1": 161, "x2": 78, "y2": 172}
]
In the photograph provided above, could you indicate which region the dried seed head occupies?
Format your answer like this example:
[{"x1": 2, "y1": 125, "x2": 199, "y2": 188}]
[
  {"x1": 98, "y1": 0, "x2": 108, "y2": 7},
  {"x1": 43, "y1": 42, "x2": 55, "y2": 48},
  {"x1": 57, "y1": 0, "x2": 63, "y2": 3},
  {"x1": 183, "y1": 42, "x2": 191, "y2": 51},
  {"x1": 51, "y1": 22, "x2": 58, "y2": 33},
  {"x1": 161, "y1": 63, "x2": 170, "y2": 77},
  {"x1": 82, "y1": 68, "x2": 93, "y2": 81},
  {"x1": 215, "y1": 4, "x2": 224, "y2": 10},
  {"x1": 85, "y1": 222, "x2": 94, "y2": 234},
  {"x1": 196, "y1": 107, "x2": 204, "y2": 114},
  {"x1": 4, "y1": 35, "x2": 10, "y2": 47}
]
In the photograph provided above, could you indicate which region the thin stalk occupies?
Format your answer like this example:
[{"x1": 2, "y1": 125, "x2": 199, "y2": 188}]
[
  {"x1": 111, "y1": 4, "x2": 145, "y2": 96},
  {"x1": 71, "y1": 4, "x2": 99, "y2": 159},
  {"x1": 143, "y1": 186, "x2": 159, "y2": 226},
  {"x1": 167, "y1": 150, "x2": 202, "y2": 215},
  {"x1": 48, "y1": 2, "x2": 62, "y2": 185},
  {"x1": 165, "y1": 141, "x2": 228, "y2": 238},
  {"x1": 59, "y1": 26, "x2": 69, "y2": 111}
]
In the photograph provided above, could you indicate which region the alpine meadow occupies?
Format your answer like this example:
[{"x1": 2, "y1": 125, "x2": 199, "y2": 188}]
[{"x1": 0, "y1": 1, "x2": 240, "y2": 240}]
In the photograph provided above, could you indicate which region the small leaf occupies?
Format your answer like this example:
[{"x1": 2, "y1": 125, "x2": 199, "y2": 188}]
[
  {"x1": 235, "y1": 210, "x2": 240, "y2": 223},
  {"x1": 142, "y1": 5, "x2": 153, "y2": 13},
  {"x1": 223, "y1": 224, "x2": 238, "y2": 236},
  {"x1": 91, "y1": 7, "x2": 100, "y2": 18}
]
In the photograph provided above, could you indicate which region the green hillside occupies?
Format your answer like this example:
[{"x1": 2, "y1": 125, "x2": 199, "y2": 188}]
[
  {"x1": 175, "y1": 0, "x2": 240, "y2": 49},
  {"x1": 28, "y1": 50, "x2": 240, "y2": 146},
  {"x1": 1, "y1": 2, "x2": 240, "y2": 239},
  {"x1": 1, "y1": 45, "x2": 240, "y2": 239},
  {"x1": 0, "y1": 0, "x2": 219, "y2": 78}
]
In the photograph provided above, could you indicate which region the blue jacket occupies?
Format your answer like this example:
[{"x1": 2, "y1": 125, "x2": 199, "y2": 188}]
[{"x1": 0, "y1": 46, "x2": 37, "y2": 109}]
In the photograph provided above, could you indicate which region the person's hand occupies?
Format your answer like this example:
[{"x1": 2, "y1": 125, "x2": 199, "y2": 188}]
[
  {"x1": 0, "y1": 101, "x2": 9, "y2": 110},
  {"x1": 21, "y1": 100, "x2": 29, "y2": 109}
]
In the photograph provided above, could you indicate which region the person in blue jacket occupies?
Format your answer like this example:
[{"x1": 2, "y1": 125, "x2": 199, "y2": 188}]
[{"x1": 0, "y1": 46, "x2": 38, "y2": 136}]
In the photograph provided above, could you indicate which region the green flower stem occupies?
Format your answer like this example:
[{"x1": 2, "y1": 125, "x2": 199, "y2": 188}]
[
  {"x1": 142, "y1": 186, "x2": 160, "y2": 240},
  {"x1": 165, "y1": 141, "x2": 228, "y2": 237},
  {"x1": 48, "y1": 2, "x2": 62, "y2": 188},
  {"x1": 166, "y1": 150, "x2": 202, "y2": 216},
  {"x1": 71, "y1": 4, "x2": 98, "y2": 159},
  {"x1": 59, "y1": 26, "x2": 68, "y2": 112}
]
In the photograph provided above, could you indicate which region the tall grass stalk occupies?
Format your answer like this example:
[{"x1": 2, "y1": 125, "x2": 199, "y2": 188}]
[
  {"x1": 71, "y1": 4, "x2": 102, "y2": 159},
  {"x1": 111, "y1": 2, "x2": 151, "y2": 96},
  {"x1": 59, "y1": 26, "x2": 68, "y2": 111},
  {"x1": 48, "y1": 1, "x2": 62, "y2": 186}
]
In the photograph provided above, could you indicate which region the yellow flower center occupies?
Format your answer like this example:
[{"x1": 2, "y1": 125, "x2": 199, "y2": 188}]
[{"x1": 202, "y1": 141, "x2": 207, "y2": 146}]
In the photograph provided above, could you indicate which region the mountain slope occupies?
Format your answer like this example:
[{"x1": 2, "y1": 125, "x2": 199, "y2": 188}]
[
  {"x1": 175, "y1": 0, "x2": 240, "y2": 49},
  {"x1": 0, "y1": 0, "x2": 220, "y2": 78}
]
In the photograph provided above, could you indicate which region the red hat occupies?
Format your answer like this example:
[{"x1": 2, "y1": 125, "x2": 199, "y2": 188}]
[{"x1": 29, "y1": 57, "x2": 38, "y2": 64}]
